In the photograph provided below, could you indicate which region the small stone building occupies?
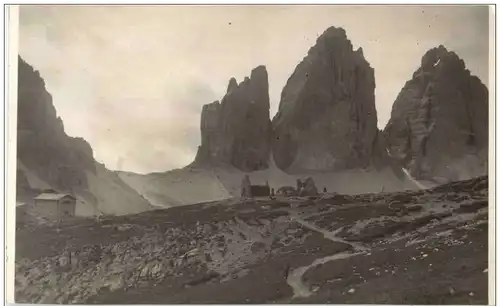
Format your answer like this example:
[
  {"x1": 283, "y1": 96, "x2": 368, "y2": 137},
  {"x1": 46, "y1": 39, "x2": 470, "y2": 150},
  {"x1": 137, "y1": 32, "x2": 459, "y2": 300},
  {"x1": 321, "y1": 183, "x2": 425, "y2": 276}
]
[
  {"x1": 250, "y1": 185, "x2": 271, "y2": 197},
  {"x1": 32, "y1": 192, "x2": 77, "y2": 220},
  {"x1": 241, "y1": 175, "x2": 270, "y2": 198}
]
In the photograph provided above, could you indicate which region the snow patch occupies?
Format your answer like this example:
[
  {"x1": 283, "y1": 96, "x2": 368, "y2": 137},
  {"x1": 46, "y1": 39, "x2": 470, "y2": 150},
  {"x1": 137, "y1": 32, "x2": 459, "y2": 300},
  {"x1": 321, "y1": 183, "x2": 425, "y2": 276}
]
[{"x1": 402, "y1": 168, "x2": 427, "y2": 189}]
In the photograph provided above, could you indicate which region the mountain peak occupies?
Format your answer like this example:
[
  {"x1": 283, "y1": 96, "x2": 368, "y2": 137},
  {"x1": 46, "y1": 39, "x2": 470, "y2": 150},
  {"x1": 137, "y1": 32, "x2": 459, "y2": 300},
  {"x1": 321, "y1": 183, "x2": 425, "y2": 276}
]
[
  {"x1": 194, "y1": 65, "x2": 271, "y2": 171},
  {"x1": 321, "y1": 26, "x2": 347, "y2": 39},
  {"x1": 384, "y1": 46, "x2": 488, "y2": 182},
  {"x1": 272, "y1": 25, "x2": 382, "y2": 172}
]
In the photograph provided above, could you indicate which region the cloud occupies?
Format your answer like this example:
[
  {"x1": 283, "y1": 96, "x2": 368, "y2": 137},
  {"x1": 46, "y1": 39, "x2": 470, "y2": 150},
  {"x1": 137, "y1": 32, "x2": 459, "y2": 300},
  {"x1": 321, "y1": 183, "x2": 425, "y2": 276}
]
[
  {"x1": 77, "y1": 80, "x2": 218, "y2": 173},
  {"x1": 18, "y1": 5, "x2": 491, "y2": 173}
]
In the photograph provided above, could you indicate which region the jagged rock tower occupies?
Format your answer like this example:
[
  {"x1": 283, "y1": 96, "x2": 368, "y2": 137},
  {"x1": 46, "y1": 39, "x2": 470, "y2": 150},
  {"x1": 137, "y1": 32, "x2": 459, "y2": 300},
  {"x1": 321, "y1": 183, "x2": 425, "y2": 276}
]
[
  {"x1": 272, "y1": 27, "x2": 387, "y2": 173},
  {"x1": 383, "y1": 45, "x2": 489, "y2": 182},
  {"x1": 193, "y1": 66, "x2": 272, "y2": 171}
]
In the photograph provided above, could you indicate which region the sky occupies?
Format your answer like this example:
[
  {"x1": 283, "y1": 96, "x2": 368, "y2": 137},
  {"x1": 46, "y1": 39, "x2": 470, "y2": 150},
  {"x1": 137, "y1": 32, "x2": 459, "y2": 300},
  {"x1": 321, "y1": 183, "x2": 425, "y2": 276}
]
[{"x1": 18, "y1": 5, "x2": 491, "y2": 174}]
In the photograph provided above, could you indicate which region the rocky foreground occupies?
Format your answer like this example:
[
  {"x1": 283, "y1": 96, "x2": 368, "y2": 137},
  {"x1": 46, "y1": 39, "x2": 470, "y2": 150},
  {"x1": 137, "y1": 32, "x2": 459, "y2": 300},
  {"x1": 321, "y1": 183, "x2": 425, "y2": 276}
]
[{"x1": 15, "y1": 176, "x2": 489, "y2": 304}]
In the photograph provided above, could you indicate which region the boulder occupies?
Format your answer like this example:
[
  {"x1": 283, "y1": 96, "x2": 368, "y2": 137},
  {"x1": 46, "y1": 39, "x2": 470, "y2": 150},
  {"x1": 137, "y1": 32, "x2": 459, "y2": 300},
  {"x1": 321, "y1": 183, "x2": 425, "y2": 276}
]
[{"x1": 298, "y1": 177, "x2": 318, "y2": 196}]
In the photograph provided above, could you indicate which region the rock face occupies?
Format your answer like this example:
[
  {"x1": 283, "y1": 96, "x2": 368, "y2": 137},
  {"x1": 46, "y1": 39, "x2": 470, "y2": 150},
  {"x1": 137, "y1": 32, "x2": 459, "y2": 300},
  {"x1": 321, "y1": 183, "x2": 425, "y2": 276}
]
[
  {"x1": 17, "y1": 56, "x2": 95, "y2": 195},
  {"x1": 272, "y1": 27, "x2": 384, "y2": 173},
  {"x1": 383, "y1": 46, "x2": 489, "y2": 182},
  {"x1": 194, "y1": 66, "x2": 272, "y2": 171},
  {"x1": 16, "y1": 56, "x2": 153, "y2": 216}
]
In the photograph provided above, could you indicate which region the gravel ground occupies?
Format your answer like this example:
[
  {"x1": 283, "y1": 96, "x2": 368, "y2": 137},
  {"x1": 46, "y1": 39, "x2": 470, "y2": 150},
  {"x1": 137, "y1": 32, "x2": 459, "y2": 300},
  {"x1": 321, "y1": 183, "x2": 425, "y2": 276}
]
[{"x1": 15, "y1": 175, "x2": 489, "y2": 304}]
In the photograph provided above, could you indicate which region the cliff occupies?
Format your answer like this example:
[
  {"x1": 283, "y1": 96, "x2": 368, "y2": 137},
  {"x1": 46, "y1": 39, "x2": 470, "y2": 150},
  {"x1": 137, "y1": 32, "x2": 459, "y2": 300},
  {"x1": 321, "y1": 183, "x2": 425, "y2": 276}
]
[
  {"x1": 193, "y1": 66, "x2": 272, "y2": 171},
  {"x1": 16, "y1": 56, "x2": 154, "y2": 216},
  {"x1": 271, "y1": 27, "x2": 387, "y2": 173},
  {"x1": 383, "y1": 46, "x2": 488, "y2": 183}
]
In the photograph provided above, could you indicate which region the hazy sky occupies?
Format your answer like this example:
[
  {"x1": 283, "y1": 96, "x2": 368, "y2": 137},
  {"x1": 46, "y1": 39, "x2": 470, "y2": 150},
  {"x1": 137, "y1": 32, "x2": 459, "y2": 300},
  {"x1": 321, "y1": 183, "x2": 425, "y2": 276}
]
[{"x1": 18, "y1": 5, "x2": 490, "y2": 174}]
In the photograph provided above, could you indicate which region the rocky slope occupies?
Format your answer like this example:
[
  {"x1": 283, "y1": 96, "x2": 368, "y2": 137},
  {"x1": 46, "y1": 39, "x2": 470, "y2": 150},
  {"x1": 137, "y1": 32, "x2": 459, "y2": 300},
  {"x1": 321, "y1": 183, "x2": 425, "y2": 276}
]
[
  {"x1": 193, "y1": 66, "x2": 272, "y2": 172},
  {"x1": 383, "y1": 46, "x2": 489, "y2": 183},
  {"x1": 116, "y1": 168, "x2": 233, "y2": 208},
  {"x1": 272, "y1": 27, "x2": 388, "y2": 173},
  {"x1": 15, "y1": 176, "x2": 488, "y2": 304},
  {"x1": 117, "y1": 162, "x2": 419, "y2": 209},
  {"x1": 16, "y1": 56, "x2": 153, "y2": 216}
]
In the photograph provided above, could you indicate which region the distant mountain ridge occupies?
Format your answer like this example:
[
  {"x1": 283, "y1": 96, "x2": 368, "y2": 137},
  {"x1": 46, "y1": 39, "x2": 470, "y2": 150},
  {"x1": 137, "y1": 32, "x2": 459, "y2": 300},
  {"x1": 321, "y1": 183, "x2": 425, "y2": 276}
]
[
  {"x1": 189, "y1": 27, "x2": 488, "y2": 184},
  {"x1": 118, "y1": 28, "x2": 488, "y2": 208}
]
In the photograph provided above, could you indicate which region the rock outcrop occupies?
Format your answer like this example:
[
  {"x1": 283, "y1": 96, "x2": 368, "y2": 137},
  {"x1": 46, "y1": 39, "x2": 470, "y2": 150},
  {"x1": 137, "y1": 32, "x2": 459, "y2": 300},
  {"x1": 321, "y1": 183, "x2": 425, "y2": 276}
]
[
  {"x1": 240, "y1": 175, "x2": 251, "y2": 198},
  {"x1": 272, "y1": 27, "x2": 386, "y2": 173},
  {"x1": 17, "y1": 56, "x2": 95, "y2": 195},
  {"x1": 383, "y1": 46, "x2": 489, "y2": 183},
  {"x1": 297, "y1": 177, "x2": 318, "y2": 196},
  {"x1": 193, "y1": 66, "x2": 272, "y2": 171},
  {"x1": 16, "y1": 56, "x2": 153, "y2": 216}
]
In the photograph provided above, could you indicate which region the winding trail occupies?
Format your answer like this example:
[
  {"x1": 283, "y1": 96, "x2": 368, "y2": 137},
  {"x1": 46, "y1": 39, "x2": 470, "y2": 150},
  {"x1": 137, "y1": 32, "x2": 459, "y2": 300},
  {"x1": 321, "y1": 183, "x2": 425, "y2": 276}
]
[
  {"x1": 287, "y1": 251, "x2": 363, "y2": 298},
  {"x1": 292, "y1": 217, "x2": 369, "y2": 252},
  {"x1": 286, "y1": 213, "x2": 370, "y2": 299}
]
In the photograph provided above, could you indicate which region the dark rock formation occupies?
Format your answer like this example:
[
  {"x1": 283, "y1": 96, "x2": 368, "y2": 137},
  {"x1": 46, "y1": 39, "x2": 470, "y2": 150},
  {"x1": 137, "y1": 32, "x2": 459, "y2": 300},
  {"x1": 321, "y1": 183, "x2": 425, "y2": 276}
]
[
  {"x1": 17, "y1": 56, "x2": 95, "y2": 193},
  {"x1": 194, "y1": 66, "x2": 272, "y2": 171},
  {"x1": 241, "y1": 175, "x2": 251, "y2": 198},
  {"x1": 297, "y1": 177, "x2": 318, "y2": 196},
  {"x1": 272, "y1": 27, "x2": 385, "y2": 172},
  {"x1": 383, "y1": 46, "x2": 489, "y2": 182},
  {"x1": 16, "y1": 56, "x2": 152, "y2": 215}
]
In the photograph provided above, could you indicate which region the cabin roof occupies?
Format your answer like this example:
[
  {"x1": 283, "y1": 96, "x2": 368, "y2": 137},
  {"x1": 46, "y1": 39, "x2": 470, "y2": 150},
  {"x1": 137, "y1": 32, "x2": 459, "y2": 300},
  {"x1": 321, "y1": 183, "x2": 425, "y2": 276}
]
[{"x1": 34, "y1": 193, "x2": 76, "y2": 201}]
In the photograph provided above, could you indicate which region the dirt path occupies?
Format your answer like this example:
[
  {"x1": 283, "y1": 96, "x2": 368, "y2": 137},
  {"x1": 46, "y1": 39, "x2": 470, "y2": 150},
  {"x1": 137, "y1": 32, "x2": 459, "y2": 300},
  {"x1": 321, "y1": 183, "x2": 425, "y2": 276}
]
[
  {"x1": 287, "y1": 251, "x2": 364, "y2": 298},
  {"x1": 292, "y1": 216, "x2": 369, "y2": 252},
  {"x1": 286, "y1": 214, "x2": 370, "y2": 299}
]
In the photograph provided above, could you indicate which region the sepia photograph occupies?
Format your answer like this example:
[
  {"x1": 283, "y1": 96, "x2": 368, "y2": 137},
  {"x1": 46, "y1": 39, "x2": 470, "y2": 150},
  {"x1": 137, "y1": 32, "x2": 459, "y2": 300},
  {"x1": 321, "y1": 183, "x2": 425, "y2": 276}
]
[{"x1": 6, "y1": 3, "x2": 495, "y2": 305}]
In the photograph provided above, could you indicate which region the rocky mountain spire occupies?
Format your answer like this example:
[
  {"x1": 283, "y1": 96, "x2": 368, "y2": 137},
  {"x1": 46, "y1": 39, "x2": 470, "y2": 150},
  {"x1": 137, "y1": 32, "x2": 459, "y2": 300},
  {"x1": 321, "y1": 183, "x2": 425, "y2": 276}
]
[
  {"x1": 193, "y1": 65, "x2": 272, "y2": 171},
  {"x1": 271, "y1": 26, "x2": 384, "y2": 173},
  {"x1": 383, "y1": 45, "x2": 488, "y2": 182}
]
